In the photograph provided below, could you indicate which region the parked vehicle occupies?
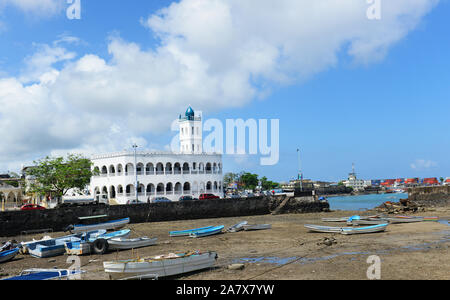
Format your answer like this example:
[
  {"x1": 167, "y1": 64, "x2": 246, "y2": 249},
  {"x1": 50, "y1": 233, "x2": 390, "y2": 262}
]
[
  {"x1": 199, "y1": 194, "x2": 220, "y2": 200},
  {"x1": 152, "y1": 197, "x2": 172, "y2": 203},
  {"x1": 126, "y1": 199, "x2": 146, "y2": 205},
  {"x1": 20, "y1": 204, "x2": 46, "y2": 211},
  {"x1": 179, "y1": 195, "x2": 198, "y2": 202}
]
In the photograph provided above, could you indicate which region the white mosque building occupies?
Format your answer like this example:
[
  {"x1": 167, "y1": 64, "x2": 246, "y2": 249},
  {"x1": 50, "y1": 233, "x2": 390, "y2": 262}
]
[{"x1": 89, "y1": 107, "x2": 223, "y2": 204}]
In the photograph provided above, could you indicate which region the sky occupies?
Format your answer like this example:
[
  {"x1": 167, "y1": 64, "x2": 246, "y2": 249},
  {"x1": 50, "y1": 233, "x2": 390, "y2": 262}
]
[{"x1": 0, "y1": 0, "x2": 449, "y2": 183}]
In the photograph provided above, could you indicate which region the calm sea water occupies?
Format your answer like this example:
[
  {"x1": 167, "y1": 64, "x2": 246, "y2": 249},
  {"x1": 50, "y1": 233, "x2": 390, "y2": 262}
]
[{"x1": 327, "y1": 193, "x2": 408, "y2": 211}]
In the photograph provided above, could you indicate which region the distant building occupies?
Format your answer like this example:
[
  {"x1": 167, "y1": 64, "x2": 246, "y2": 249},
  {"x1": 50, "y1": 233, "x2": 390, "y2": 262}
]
[
  {"x1": 444, "y1": 178, "x2": 450, "y2": 186},
  {"x1": 281, "y1": 179, "x2": 314, "y2": 191},
  {"x1": 342, "y1": 164, "x2": 367, "y2": 191}
]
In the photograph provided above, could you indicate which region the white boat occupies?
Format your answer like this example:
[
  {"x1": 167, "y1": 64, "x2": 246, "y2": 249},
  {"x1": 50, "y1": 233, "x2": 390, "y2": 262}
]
[
  {"x1": 305, "y1": 223, "x2": 389, "y2": 235},
  {"x1": 227, "y1": 221, "x2": 248, "y2": 233},
  {"x1": 321, "y1": 217, "x2": 348, "y2": 222},
  {"x1": 103, "y1": 251, "x2": 218, "y2": 280},
  {"x1": 304, "y1": 224, "x2": 346, "y2": 233},
  {"x1": 350, "y1": 219, "x2": 388, "y2": 226},
  {"x1": 243, "y1": 224, "x2": 272, "y2": 231},
  {"x1": 108, "y1": 237, "x2": 158, "y2": 251},
  {"x1": 340, "y1": 223, "x2": 389, "y2": 235},
  {"x1": 385, "y1": 217, "x2": 424, "y2": 224},
  {"x1": 69, "y1": 218, "x2": 130, "y2": 233}
]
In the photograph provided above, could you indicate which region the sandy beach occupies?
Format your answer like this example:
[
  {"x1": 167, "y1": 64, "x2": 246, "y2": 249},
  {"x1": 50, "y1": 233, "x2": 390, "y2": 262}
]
[{"x1": 1, "y1": 207, "x2": 449, "y2": 281}]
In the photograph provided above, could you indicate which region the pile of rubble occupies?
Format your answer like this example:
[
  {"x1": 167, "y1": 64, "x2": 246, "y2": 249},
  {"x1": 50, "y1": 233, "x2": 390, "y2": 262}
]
[{"x1": 376, "y1": 198, "x2": 426, "y2": 214}]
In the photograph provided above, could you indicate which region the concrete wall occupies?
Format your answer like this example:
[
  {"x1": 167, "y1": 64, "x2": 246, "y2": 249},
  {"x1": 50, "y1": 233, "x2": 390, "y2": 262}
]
[
  {"x1": 407, "y1": 185, "x2": 450, "y2": 206},
  {"x1": 0, "y1": 197, "x2": 270, "y2": 237},
  {"x1": 0, "y1": 195, "x2": 331, "y2": 237}
]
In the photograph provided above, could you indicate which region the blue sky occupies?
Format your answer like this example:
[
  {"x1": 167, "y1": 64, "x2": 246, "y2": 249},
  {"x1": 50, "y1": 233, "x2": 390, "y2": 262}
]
[{"x1": 0, "y1": 0, "x2": 448, "y2": 183}]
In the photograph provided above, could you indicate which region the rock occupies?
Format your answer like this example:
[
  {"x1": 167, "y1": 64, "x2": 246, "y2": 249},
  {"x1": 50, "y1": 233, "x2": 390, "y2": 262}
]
[
  {"x1": 48, "y1": 259, "x2": 56, "y2": 263},
  {"x1": 228, "y1": 264, "x2": 245, "y2": 271}
]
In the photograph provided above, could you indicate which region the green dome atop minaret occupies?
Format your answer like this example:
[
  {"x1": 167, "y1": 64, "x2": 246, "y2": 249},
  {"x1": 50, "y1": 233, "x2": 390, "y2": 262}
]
[{"x1": 185, "y1": 106, "x2": 195, "y2": 120}]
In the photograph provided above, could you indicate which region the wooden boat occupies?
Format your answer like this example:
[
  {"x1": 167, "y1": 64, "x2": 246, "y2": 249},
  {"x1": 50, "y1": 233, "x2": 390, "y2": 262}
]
[
  {"x1": 103, "y1": 251, "x2": 218, "y2": 280},
  {"x1": 189, "y1": 226, "x2": 224, "y2": 238},
  {"x1": 385, "y1": 217, "x2": 424, "y2": 224},
  {"x1": 227, "y1": 221, "x2": 248, "y2": 232},
  {"x1": 243, "y1": 224, "x2": 272, "y2": 231},
  {"x1": 0, "y1": 248, "x2": 20, "y2": 263},
  {"x1": 108, "y1": 237, "x2": 158, "y2": 251},
  {"x1": 70, "y1": 217, "x2": 130, "y2": 233},
  {"x1": 3, "y1": 269, "x2": 84, "y2": 281},
  {"x1": 340, "y1": 223, "x2": 389, "y2": 235},
  {"x1": 28, "y1": 236, "x2": 82, "y2": 258},
  {"x1": 169, "y1": 226, "x2": 215, "y2": 237},
  {"x1": 304, "y1": 224, "x2": 346, "y2": 233},
  {"x1": 65, "y1": 229, "x2": 131, "y2": 256}
]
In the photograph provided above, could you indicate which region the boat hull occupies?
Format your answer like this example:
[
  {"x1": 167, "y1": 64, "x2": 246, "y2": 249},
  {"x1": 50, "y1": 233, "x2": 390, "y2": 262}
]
[
  {"x1": 340, "y1": 224, "x2": 388, "y2": 235},
  {"x1": 103, "y1": 251, "x2": 218, "y2": 280},
  {"x1": 304, "y1": 224, "x2": 345, "y2": 233},
  {"x1": 169, "y1": 226, "x2": 215, "y2": 237},
  {"x1": 0, "y1": 248, "x2": 20, "y2": 263},
  {"x1": 227, "y1": 221, "x2": 248, "y2": 233},
  {"x1": 108, "y1": 237, "x2": 158, "y2": 250},
  {"x1": 72, "y1": 218, "x2": 130, "y2": 233},
  {"x1": 189, "y1": 226, "x2": 224, "y2": 238},
  {"x1": 243, "y1": 224, "x2": 272, "y2": 231}
]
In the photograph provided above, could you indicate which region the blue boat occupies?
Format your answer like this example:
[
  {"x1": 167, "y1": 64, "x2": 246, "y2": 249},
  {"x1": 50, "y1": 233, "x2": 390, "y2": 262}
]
[
  {"x1": 70, "y1": 217, "x2": 130, "y2": 233},
  {"x1": 340, "y1": 223, "x2": 389, "y2": 235},
  {"x1": 27, "y1": 230, "x2": 107, "y2": 258},
  {"x1": 65, "y1": 229, "x2": 131, "y2": 256},
  {"x1": 189, "y1": 226, "x2": 224, "y2": 238},
  {"x1": 170, "y1": 226, "x2": 215, "y2": 237},
  {"x1": 0, "y1": 248, "x2": 20, "y2": 263},
  {"x1": 3, "y1": 269, "x2": 83, "y2": 281}
]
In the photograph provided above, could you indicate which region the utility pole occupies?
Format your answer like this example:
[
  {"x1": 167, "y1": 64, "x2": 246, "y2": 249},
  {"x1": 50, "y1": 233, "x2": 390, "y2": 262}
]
[
  {"x1": 297, "y1": 148, "x2": 303, "y2": 191},
  {"x1": 133, "y1": 144, "x2": 138, "y2": 202}
]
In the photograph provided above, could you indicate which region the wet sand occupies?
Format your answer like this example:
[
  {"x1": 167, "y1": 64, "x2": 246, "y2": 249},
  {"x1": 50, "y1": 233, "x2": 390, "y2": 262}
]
[{"x1": 1, "y1": 207, "x2": 449, "y2": 280}]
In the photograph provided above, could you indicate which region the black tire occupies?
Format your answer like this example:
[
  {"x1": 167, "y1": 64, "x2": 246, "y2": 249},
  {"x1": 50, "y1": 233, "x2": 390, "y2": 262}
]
[{"x1": 92, "y1": 238, "x2": 109, "y2": 255}]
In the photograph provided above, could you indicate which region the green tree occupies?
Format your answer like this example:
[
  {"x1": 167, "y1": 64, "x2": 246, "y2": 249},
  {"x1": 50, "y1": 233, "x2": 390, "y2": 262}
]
[
  {"x1": 239, "y1": 173, "x2": 259, "y2": 190},
  {"x1": 26, "y1": 154, "x2": 97, "y2": 198},
  {"x1": 260, "y1": 176, "x2": 279, "y2": 190},
  {"x1": 223, "y1": 172, "x2": 238, "y2": 187}
]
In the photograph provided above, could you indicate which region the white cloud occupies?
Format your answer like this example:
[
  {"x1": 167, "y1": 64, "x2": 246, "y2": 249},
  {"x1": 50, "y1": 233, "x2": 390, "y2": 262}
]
[
  {"x1": 0, "y1": 0, "x2": 64, "y2": 17},
  {"x1": 0, "y1": 0, "x2": 440, "y2": 171},
  {"x1": 410, "y1": 159, "x2": 438, "y2": 170}
]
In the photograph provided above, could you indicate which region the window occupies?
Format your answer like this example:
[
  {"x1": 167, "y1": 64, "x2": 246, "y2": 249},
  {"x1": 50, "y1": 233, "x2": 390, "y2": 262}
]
[
  {"x1": 192, "y1": 144, "x2": 195, "y2": 152},
  {"x1": 192, "y1": 127, "x2": 194, "y2": 135}
]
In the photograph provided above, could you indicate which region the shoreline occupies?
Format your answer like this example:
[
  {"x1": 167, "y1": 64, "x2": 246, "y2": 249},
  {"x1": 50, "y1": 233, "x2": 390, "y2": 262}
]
[{"x1": 1, "y1": 207, "x2": 449, "y2": 280}]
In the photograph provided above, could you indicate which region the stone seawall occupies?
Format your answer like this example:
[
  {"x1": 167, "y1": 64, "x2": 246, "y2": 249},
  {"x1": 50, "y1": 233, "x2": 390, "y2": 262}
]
[
  {"x1": 0, "y1": 195, "x2": 330, "y2": 237},
  {"x1": 407, "y1": 185, "x2": 450, "y2": 207}
]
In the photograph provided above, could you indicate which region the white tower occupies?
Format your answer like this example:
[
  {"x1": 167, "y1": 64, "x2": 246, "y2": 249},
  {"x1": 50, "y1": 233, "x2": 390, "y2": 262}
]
[{"x1": 179, "y1": 106, "x2": 203, "y2": 154}]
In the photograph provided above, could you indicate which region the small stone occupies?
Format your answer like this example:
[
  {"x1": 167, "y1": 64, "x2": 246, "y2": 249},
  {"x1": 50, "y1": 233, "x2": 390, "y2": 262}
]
[{"x1": 228, "y1": 264, "x2": 245, "y2": 271}]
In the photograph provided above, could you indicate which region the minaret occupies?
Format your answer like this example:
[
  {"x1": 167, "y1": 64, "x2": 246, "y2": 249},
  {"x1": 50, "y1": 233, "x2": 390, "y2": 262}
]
[{"x1": 179, "y1": 106, "x2": 203, "y2": 154}]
